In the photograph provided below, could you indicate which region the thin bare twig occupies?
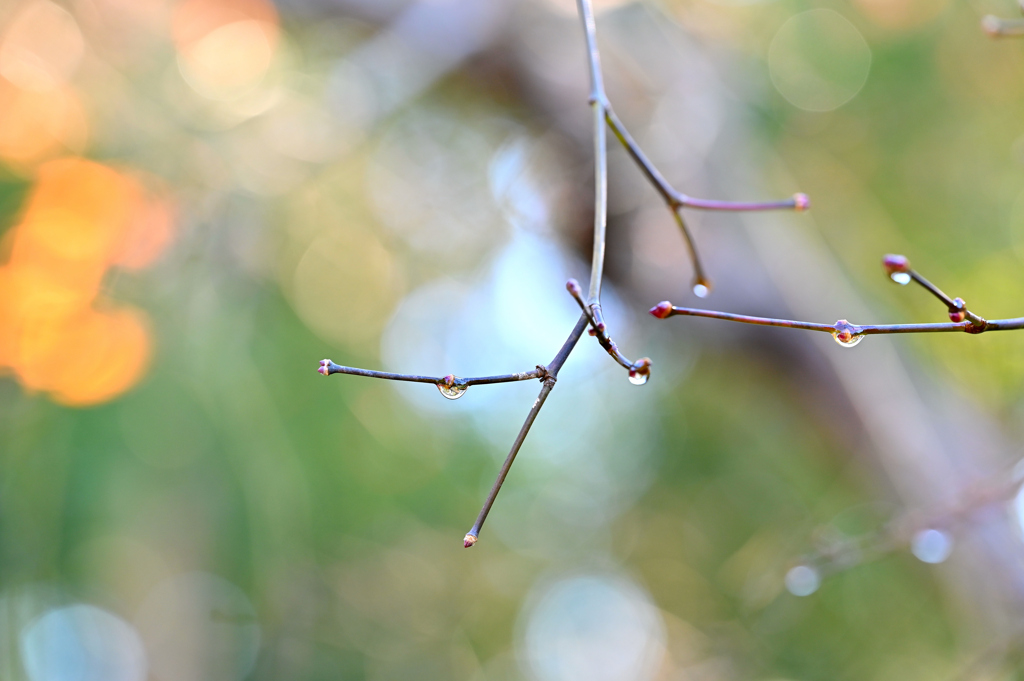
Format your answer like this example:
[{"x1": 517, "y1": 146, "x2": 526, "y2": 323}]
[
  {"x1": 650, "y1": 254, "x2": 1024, "y2": 343},
  {"x1": 603, "y1": 106, "x2": 808, "y2": 295}
]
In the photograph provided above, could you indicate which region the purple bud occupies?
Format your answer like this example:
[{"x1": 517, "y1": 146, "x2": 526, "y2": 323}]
[
  {"x1": 318, "y1": 359, "x2": 332, "y2": 376},
  {"x1": 441, "y1": 374, "x2": 455, "y2": 388},
  {"x1": 882, "y1": 254, "x2": 910, "y2": 275},
  {"x1": 649, "y1": 301, "x2": 673, "y2": 319},
  {"x1": 793, "y1": 193, "x2": 810, "y2": 212},
  {"x1": 463, "y1": 534, "x2": 478, "y2": 548},
  {"x1": 948, "y1": 298, "x2": 966, "y2": 323},
  {"x1": 566, "y1": 279, "x2": 583, "y2": 298}
]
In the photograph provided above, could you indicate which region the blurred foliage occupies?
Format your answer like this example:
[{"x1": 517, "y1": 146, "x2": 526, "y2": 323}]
[{"x1": 1, "y1": 0, "x2": 1024, "y2": 680}]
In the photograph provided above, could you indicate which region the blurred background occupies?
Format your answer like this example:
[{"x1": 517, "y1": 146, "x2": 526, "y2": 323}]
[{"x1": 2, "y1": 0, "x2": 1024, "y2": 678}]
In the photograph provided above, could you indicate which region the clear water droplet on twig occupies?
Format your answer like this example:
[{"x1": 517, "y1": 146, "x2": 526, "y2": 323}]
[
  {"x1": 890, "y1": 272, "x2": 911, "y2": 285},
  {"x1": 437, "y1": 378, "x2": 467, "y2": 400},
  {"x1": 832, "y1": 320, "x2": 864, "y2": 348}
]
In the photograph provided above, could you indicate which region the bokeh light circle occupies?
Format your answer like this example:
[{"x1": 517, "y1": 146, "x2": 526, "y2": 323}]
[
  {"x1": 20, "y1": 604, "x2": 147, "y2": 681},
  {"x1": 519, "y1": 574, "x2": 665, "y2": 681},
  {"x1": 911, "y1": 528, "x2": 953, "y2": 564},
  {"x1": 768, "y1": 9, "x2": 871, "y2": 112},
  {"x1": 135, "y1": 572, "x2": 260, "y2": 681}
]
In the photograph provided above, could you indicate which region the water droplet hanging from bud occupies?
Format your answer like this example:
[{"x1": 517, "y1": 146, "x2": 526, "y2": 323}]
[
  {"x1": 785, "y1": 565, "x2": 820, "y2": 596},
  {"x1": 832, "y1": 320, "x2": 864, "y2": 348},
  {"x1": 628, "y1": 358, "x2": 651, "y2": 385},
  {"x1": 883, "y1": 254, "x2": 911, "y2": 285},
  {"x1": 693, "y1": 283, "x2": 709, "y2": 298}
]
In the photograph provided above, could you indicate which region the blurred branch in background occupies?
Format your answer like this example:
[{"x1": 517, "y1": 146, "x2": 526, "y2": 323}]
[
  {"x1": 982, "y1": 0, "x2": 1024, "y2": 36},
  {"x1": 3, "y1": 0, "x2": 1024, "y2": 679}
]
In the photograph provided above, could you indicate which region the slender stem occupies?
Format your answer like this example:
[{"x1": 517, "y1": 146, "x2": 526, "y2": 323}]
[
  {"x1": 656, "y1": 304, "x2": 1024, "y2": 336},
  {"x1": 663, "y1": 307, "x2": 836, "y2": 333},
  {"x1": 566, "y1": 280, "x2": 638, "y2": 370},
  {"x1": 672, "y1": 210, "x2": 708, "y2": 291},
  {"x1": 464, "y1": 315, "x2": 589, "y2": 547},
  {"x1": 588, "y1": 100, "x2": 608, "y2": 303},
  {"x1": 318, "y1": 361, "x2": 546, "y2": 387},
  {"x1": 909, "y1": 270, "x2": 958, "y2": 310}
]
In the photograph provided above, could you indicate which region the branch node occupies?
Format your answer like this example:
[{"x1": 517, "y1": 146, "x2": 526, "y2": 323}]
[{"x1": 948, "y1": 298, "x2": 967, "y2": 323}]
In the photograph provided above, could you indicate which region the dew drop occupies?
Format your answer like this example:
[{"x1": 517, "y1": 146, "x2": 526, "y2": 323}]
[
  {"x1": 831, "y1": 320, "x2": 864, "y2": 348},
  {"x1": 832, "y1": 332, "x2": 863, "y2": 348},
  {"x1": 437, "y1": 382, "x2": 467, "y2": 400},
  {"x1": 911, "y1": 528, "x2": 952, "y2": 564},
  {"x1": 692, "y1": 283, "x2": 709, "y2": 298},
  {"x1": 785, "y1": 565, "x2": 820, "y2": 597},
  {"x1": 890, "y1": 272, "x2": 911, "y2": 285},
  {"x1": 628, "y1": 371, "x2": 649, "y2": 386}
]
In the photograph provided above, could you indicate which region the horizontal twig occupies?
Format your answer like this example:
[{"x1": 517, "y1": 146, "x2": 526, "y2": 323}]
[{"x1": 317, "y1": 360, "x2": 549, "y2": 400}]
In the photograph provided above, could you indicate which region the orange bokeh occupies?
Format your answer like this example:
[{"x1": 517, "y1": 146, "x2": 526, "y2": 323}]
[{"x1": 0, "y1": 158, "x2": 175, "y2": 406}]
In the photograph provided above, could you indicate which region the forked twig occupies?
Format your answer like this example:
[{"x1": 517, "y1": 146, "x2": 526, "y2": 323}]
[{"x1": 315, "y1": 0, "x2": 808, "y2": 547}]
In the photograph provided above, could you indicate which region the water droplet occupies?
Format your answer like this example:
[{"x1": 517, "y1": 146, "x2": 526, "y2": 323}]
[
  {"x1": 785, "y1": 565, "x2": 820, "y2": 596},
  {"x1": 693, "y1": 283, "x2": 709, "y2": 298},
  {"x1": 911, "y1": 528, "x2": 952, "y2": 564},
  {"x1": 832, "y1": 320, "x2": 864, "y2": 348},
  {"x1": 628, "y1": 371, "x2": 649, "y2": 386},
  {"x1": 890, "y1": 272, "x2": 911, "y2": 285},
  {"x1": 437, "y1": 381, "x2": 467, "y2": 400}
]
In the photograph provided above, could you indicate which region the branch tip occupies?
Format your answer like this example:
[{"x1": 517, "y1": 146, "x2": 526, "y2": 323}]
[
  {"x1": 628, "y1": 357, "x2": 652, "y2": 385},
  {"x1": 463, "y1": 533, "x2": 478, "y2": 548},
  {"x1": 566, "y1": 278, "x2": 583, "y2": 298},
  {"x1": 793, "y1": 193, "x2": 811, "y2": 212},
  {"x1": 318, "y1": 359, "x2": 332, "y2": 376},
  {"x1": 883, "y1": 254, "x2": 911, "y2": 275},
  {"x1": 693, "y1": 279, "x2": 711, "y2": 298},
  {"x1": 650, "y1": 301, "x2": 673, "y2": 319}
]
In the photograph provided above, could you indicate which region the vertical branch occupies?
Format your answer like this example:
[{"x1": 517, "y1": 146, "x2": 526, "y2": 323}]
[{"x1": 578, "y1": 0, "x2": 609, "y2": 305}]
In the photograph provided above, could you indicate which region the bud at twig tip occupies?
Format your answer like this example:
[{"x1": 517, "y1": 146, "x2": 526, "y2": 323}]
[
  {"x1": 882, "y1": 254, "x2": 910, "y2": 274},
  {"x1": 318, "y1": 359, "x2": 332, "y2": 376},
  {"x1": 650, "y1": 301, "x2": 673, "y2": 319},
  {"x1": 793, "y1": 193, "x2": 810, "y2": 212},
  {"x1": 566, "y1": 279, "x2": 583, "y2": 298},
  {"x1": 463, "y1": 534, "x2": 478, "y2": 548}
]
